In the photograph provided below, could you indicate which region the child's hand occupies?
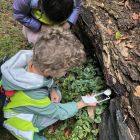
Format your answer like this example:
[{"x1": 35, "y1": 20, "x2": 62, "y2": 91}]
[
  {"x1": 77, "y1": 100, "x2": 96, "y2": 109},
  {"x1": 50, "y1": 89, "x2": 61, "y2": 103},
  {"x1": 62, "y1": 22, "x2": 71, "y2": 30}
]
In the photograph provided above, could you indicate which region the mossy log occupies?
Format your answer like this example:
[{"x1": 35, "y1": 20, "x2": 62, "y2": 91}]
[{"x1": 74, "y1": 0, "x2": 140, "y2": 139}]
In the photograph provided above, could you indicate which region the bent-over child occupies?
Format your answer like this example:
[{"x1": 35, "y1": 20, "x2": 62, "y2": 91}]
[
  {"x1": 1, "y1": 27, "x2": 96, "y2": 140},
  {"x1": 13, "y1": 0, "x2": 82, "y2": 44}
]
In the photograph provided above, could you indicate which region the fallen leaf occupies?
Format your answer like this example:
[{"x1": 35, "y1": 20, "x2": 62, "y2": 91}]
[
  {"x1": 118, "y1": 0, "x2": 131, "y2": 10},
  {"x1": 114, "y1": 35, "x2": 128, "y2": 44},
  {"x1": 132, "y1": 13, "x2": 139, "y2": 21},
  {"x1": 136, "y1": 86, "x2": 140, "y2": 91},
  {"x1": 87, "y1": 106, "x2": 96, "y2": 119},
  {"x1": 106, "y1": 28, "x2": 113, "y2": 35},
  {"x1": 134, "y1": 86, "x2": 140, "y2": 97},
  {"x1": 118, "y1": 1, "x2": 124, "y2": 6},
  {"x1": 48, "y1": 126, "x2": 55, "y2": 134},
  {"x1": 64, "y1": 128, "x2": 72, "y2": 137},
  {"x1": 124, "y1": 0, "x2": 131, "y2": 10},
  {"x1": 115, "y1": 40, "x2": 121, "y2": 45},
  {"x1": 97, "y1": 16, "x2": 101, "y2": 19},
  {"x1": 121, "y1": 35, "x2": 128, "y2": 40},
  {"x1": 108, "y1": 19, "x2": 112, "y2": 24},
  {"x1": 125, "y1": 57, "x2": 133, "y2": 61},
  {"x1": 125, "y1": 43, "x2": 134, "y2": 49}
]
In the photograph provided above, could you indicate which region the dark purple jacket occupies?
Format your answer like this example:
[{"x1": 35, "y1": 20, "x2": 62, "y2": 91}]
[{"x1": 13, "y1": 0, "x2": 82, "y2": 32}]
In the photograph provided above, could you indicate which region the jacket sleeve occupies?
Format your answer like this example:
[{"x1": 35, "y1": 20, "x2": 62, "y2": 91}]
[
  {"x1": 21, "y1": 88, "x2": 78, "y2": 120},
  {"x1": 67, "y1": 0, "x2": 82, "y2": 25},
  {"x1": 13, "y1": 0, "x2": 41, "y2": 32},
  {"x1": 26, "y1": 102, "x2": 78, "y2": 120}
]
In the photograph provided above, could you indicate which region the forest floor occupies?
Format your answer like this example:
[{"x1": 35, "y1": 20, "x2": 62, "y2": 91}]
[{"x1": 0, "y1": 0, "x2": 28, "y2": 60}]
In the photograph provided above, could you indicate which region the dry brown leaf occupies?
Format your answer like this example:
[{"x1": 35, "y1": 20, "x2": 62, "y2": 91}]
[
  {"x1": 124, "y1": 0, "x2": 131, "y2": 10},
  {"x1": 97, "y1": 16, "x2": 101, "y2": 19},
  {"x1": 64, "y1": 128, "x2": 72, "y2": 137},
  {"x1": 106, "y1": 28, "x2": 113, "y2": 35},
  {"x1": 48, "y1": 126, "x2": 55, "y2": 134},
  {"x1": 87, "y1": 106, "x2": 96, "y2": 119},
  {"x1": 115, "y1": 40, "x2": 121, "y2": 45},
  {"x1": 134, "y1": 86, "x2": 140, "y2": 97},
  {"x1": 118, "y1": 1, "x2": 125, "y2": 6},
  {"x1": 114, "y1": 35, "x2": 128, "y2": 45},
  {"x1": 125, "y1": 57, "x2": 133, "y2": 61},
  {"x1": 135, "y1": 86, "x2": 140, "y2": 91},
  {"x1": 121, "y1": 35, "x2": 128, "y2": 40},
  {"x1": 125, "y1": 43, "x2": 134, "y2": 49},
  {"x1": 132, "y1": 13, "x2": 139, "y2": 20},
  {"x1": 118, "y1": 0, "x2": 131, "y2": 10},
  {"x1": 108, "y1": 19, "x2": 112, "y2": 24}
]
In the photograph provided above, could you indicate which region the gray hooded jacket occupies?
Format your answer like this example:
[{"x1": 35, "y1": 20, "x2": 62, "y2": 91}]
[{"x1": 1, "y1": 50, "x2": 78, "y2": 130}]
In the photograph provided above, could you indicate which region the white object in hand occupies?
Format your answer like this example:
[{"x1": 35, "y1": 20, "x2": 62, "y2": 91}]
[
  {"x1": 82, "y1": 89, "x2": 112, "y2": 104},
  {"x1": 81, "y1": 96, "x2": 97, "y2": 104},
  {"x1": 103, "y1": 89, "x2": 111, "y2": 96}
]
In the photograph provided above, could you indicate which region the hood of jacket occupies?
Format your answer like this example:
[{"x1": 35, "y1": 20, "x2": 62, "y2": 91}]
[{"x1": 1, "y1": 50, "x2": 54, "y2": 91}]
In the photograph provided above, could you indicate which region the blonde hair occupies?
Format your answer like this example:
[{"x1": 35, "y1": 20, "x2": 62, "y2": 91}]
[{"x1": 32, "y1": 26, "x2": 86, "y2": 72}]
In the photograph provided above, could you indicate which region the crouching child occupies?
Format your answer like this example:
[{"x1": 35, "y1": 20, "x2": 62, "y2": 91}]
[{"x1": 1, "y1": 27, "x2": 96, "y2": 140}]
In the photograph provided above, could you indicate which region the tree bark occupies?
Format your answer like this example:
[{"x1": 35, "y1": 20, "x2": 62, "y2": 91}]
[{"x1": 73, "y1": 0, "x2": 140, "y2": 139}]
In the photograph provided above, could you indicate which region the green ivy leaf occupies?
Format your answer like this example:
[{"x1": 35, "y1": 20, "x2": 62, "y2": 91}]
[
  {"x1": 95, "y1": 107, "x2": 103, "y2": 115},
  {"x1": 94, "y1": 116, "x2": 102, "y2": 124},
  {"x1": 92, "y1": 128, "x2": 99, "y2": 136}
]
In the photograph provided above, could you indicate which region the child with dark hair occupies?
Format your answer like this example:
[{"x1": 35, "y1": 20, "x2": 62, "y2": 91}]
[
  {"x1": 13, "y1": 0, "x2": 81, "y2": 44},
  {"x1": 1, "y1": 27, "x2": 96, "y2": 140},
  {"x1": 13, "y1": 0, "x2": 81, "y2": 31}
]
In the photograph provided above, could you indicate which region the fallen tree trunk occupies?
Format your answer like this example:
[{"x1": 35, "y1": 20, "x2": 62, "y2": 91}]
[{"x1": 73, "y1": 0, "x2": 140, "y2": 139}]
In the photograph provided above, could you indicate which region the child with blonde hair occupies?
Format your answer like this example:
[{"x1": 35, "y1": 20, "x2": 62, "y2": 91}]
[{"x1": 1, "y1": 27, "x2": 96, "y2": 140}]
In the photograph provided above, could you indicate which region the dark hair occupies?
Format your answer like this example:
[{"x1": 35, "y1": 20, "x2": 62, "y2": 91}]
[{"x1": 41, "y1": 0, "x2": 74, "y2": 23}]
